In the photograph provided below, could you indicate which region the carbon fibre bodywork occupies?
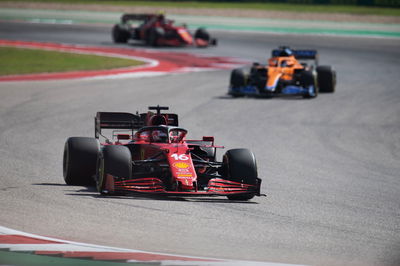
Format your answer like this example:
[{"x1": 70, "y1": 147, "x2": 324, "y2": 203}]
[
  {"x1": 63, "y1": 106, "x2": 263, "y2": 200},
  {"x1": 228, "y1": 47, "x2": 336, "y2": 98},
  {"x1": 112, "y1": 13, "x2": 217, "y2": 47}
]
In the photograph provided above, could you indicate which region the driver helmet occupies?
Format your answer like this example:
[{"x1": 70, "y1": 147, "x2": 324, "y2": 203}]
[
  {"x1": 152, "y1": 130, "x2": 167, "y2": 142},
  {"x1": 157, "y1": 11, "x2": 166, "y2": 23}
]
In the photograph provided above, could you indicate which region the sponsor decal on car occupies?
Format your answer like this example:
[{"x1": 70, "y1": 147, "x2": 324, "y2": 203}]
[
  {"x1": 177, "y1": 174, "x2": 193, "y2": 177},
  {"x1": 173, "y1": 162, "x2": 190, "y2": 169}
]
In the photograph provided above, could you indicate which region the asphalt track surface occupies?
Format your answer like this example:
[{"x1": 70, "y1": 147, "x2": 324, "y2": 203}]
[{"x1": 0, "y1": 21, "x2": 400, "y2": 266}]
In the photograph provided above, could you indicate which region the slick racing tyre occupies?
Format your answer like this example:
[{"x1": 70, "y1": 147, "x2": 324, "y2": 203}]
[
  {"x1": 112, "y1": 24, "x2": 130, "y2": 43},
  {"x1": 230, "y1": 68, "x2": 246, "y2": 87},
  {"x1": 97, "y1": 145, "x2": 132, "y2": 195},
  {"x1": 300, "y1": 70, "x2": 318, "y2": 98},
  {"x1": 147, "y1": 27, "x2": 165, "y2": 47},
  {"x1": 194, "y1": 27, "x2": 210, "y2": 41},
  {"x1": 223, "y1": 149, "x2": 258, "y2": 201},
  {"x1": 317, "y1": 65, "x2": 336, "y2": 93},
  {"x1": 229, "y1": 69, "x2": 246, "y2": 97},
  {"x1": 63, "y1": 137, "x2": 99, "y2": 185}
]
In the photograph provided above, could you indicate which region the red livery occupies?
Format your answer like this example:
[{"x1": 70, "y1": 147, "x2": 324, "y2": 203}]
[
  {"x1": 63, "y1": 106, "x2": 263, "y2": 201},
  {"x1": 112, "y1": 13, "x2": 217, "y2": 47}
]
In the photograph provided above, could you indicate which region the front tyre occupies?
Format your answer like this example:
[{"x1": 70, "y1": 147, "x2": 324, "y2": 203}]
[
  {"x1": 97, "y1": 145, "x2": 132, "y2": 195},
  {"x1": 317, "y1": 65, "x2": 336, "y2": 93},
  {"x1": 112, "y1": 24, "x2": 129, "y2": 43},
  {"x1": 63, "y1": 137, "x2": 99, "y2": 185},
  {"x1": 300, "y1": 70, "x2": 318, "y2": 98},
  {"x1": 229, "y1": 68, "x2": 247, "y2": 97},
  {"x1": 223, "y1": 149, "x2": 258, "y2": 200},
  {"x1": 147, "y1": 27, "x2": 165, "y2": 47}
]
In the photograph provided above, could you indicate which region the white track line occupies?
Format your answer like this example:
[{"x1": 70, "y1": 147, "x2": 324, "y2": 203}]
[{"x1": 0, "y1": 226, "x2": 304, "y2": 266}]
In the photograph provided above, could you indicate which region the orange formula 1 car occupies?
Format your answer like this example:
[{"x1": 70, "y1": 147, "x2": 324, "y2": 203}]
[
  {"x1": 63, "y1": 106, "x2": 263, "y2": 201},
  {"x1": 229, "y1": 46, "x2": 336, "y2": 98},
  {"x1": 112, "y1": 13, "x2": 217, "y2": 47}
]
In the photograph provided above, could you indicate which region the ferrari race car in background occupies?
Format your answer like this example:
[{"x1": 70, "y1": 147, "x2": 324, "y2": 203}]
[
  {"x1": 112, "y1": 13, "x2": 217, "y2": 47},
  {"x1": 229, "y1": 46, "x2": 336, "y2": 98},
  {"x1": 63, "y1": 106, "x2": 263, "y2": 201}
]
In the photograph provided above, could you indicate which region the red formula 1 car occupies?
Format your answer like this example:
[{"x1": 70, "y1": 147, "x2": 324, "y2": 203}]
[
  {"x1": 112, "y1": 13, "x2": 217, "y2": 47},
  {"x1": 63, "y1": 106, "x2": 262, "y2": 201}
]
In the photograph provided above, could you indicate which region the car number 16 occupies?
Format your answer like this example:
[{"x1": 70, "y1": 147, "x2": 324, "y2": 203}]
[{"x1": 171, "y1": 154, "x2": 189, "y2": 160}]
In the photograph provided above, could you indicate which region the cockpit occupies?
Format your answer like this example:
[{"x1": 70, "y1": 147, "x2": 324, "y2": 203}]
[{"x1": 135, "y1": 126, "x2": 187, "y2": 144}]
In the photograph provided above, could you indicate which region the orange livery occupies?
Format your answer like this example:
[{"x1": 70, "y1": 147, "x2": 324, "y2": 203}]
[{"x1": 229, "y1": 46, "x2": 336, "y2": 98}]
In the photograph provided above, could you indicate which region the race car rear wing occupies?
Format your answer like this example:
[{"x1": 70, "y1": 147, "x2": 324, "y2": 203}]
[
  {"x1": 95, "y1": 112, "x2": 144, "y2": 139},
  {"x1": 271, "y1": 49, "x2": 318, "y2": 60},
  {"x1": 139, "y1": 106, "x2": 179, "y2": 126},
  {"x1": 139, "y1": 113, "x2": 179, "y2": 126},
  {"x1": 121, "y1": 13, "x2": 154, "y2": 23}
]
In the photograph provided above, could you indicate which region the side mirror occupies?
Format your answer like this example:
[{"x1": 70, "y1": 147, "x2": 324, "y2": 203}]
[
  {"x1": 117, "y1": 134, "x2": 130, "y2": 140},
  {"x1": 203, "y1": 136, "x2": 214, "y2": 142}
]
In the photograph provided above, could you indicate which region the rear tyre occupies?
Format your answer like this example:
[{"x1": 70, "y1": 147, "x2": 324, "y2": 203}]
[
  {"x1": 223, "y1": 149, "x2": 258, "y2": 201},
  {"x1": 229, "y1": 68, "x2": 246, "y2": 97},
  {"x1": 112, "y1": 24, "x2": 129, "y2": 43},
  {"x1": 194, "y1": 27, "x2": 210, "y2": 41},
  {"x1": 317, "y1": 65, "x2": 336, "y2": 93},
  {"x1": 97, "y1": 145, "x2": 132, "y2": 195},
  {"x1": 63, "y1": 137, "x2": 99, "y2": 185}
]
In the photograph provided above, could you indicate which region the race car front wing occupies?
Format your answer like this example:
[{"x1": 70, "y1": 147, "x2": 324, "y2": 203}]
[
  {"x1": 229, "y1": 84, "x2": 316, "y2": 97},
  {"x1": 103, "y1": 175, "x2": 264, "y2": 197}
]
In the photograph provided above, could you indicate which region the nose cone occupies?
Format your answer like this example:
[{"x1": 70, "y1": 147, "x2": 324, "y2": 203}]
[
  {"x1": 173, "y1": 161, "x2": 197, "y2": 190},
  {"x1": 178, "y1": 29, "x2": 193, "y2": 45},
  {"x1": 177, "y1": 176, "x2": 196, "y2": 190}
]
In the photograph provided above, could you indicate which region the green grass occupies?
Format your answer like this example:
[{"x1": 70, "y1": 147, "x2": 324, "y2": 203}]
[
  {"x1": 0, "y1": 47, "x2": 144, "y2": 76},
  {"x1": 0, "y1": 250, "x2": 151, "y2": 266},
  {"x1": 0, "y1": 0, "x2": 399, "y2": 16}
]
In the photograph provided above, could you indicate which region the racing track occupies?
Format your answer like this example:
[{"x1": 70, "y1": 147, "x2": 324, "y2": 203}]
[{"x1": 0, "y1": 21, "x2": 399, "y2": 266}]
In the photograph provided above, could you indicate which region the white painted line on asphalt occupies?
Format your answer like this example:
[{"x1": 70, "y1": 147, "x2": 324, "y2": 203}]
[{"x1": 0, "y1": 226, "x2": 306, "y2": 266}]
